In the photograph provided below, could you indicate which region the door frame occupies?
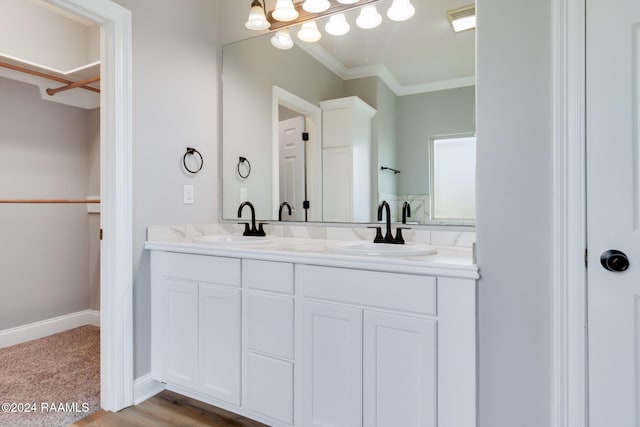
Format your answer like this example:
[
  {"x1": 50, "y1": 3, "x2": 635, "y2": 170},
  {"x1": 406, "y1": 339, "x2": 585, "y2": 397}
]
[
  {"x1": 46, "y1": 0, "x2": 133, "y2": 412},
  {"x1": 552, "y1": 0, "x2": 588, "y2": 426}
]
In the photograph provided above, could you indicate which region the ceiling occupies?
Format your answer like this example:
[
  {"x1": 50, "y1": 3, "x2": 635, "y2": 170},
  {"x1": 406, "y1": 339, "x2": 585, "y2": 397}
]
[{"x1": 220, "y1": 0, "x2": 476, "y2": 93}]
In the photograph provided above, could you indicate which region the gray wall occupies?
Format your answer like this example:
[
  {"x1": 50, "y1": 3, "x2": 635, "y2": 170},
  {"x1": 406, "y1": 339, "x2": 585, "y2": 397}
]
[
  {"x1": 0, "y1": 77, "x2": 98, "y2": 328},
  {"x1": 397, "y1": 86, "x2": 476, "y2": 195},
  {"x1": 111, "y1": 0, "x2": 221, "y2": 378},
  {"x1": 476, "y1": 0, "x2": 552, "y2": 426},
  {"x1": 88, "y1": 109, "x2": 100, "y2": 310}
]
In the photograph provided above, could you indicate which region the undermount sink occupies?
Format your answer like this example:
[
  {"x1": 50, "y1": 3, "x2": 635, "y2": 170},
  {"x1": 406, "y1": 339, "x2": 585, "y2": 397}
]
[
  {"x1": 192, "y1": 235, "x2": 277, "y2": 246},
  {"x1": 326, "y1": 241, "x2": 438, "y2": 257}
]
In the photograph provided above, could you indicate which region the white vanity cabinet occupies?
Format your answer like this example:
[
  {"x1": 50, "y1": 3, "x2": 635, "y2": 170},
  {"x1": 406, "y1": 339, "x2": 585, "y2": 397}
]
[
  {"x1": 149, "y1": 247, "x2": 476, "y2": 427},
  {"x1": 298, "y1": 265, "x2": 439, "y2": 427},
  {"x1": 150, "y1": 252, "x2": 242, "y2": 405},
  {"x1": 243, "y1": 259, "x2": 296, "y2": 425}
]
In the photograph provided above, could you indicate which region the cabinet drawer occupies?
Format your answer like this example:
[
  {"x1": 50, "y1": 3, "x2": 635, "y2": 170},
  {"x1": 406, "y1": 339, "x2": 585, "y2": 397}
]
[
  {"x1": 243, "y1": 259, "x2": 294, "y2": 294},
  {"x1": 248, "y1": 292, "x2": 294, "y2": 360},
  {"x1": 156, "y1": 252, "x2": 240, "y2": 287},
  {"x1": 299, "y1": 265, "x2": 436, "y2": 315},
  {"x1": 246, "y1": 353, "x2": 294, "y2": 424}
]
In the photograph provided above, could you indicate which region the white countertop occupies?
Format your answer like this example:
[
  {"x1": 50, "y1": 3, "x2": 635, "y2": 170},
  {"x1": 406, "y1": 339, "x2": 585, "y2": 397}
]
[{"x1": 145, "y1": 235, "x2": 479, "y2": 279}]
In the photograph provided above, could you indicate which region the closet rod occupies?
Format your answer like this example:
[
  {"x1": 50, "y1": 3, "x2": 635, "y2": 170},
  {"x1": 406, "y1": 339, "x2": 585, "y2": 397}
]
[
  {"x1": 46, "y1": 76, "x2": 100, "y2": 96},
  {"x1": 0, "y1": 61, "x2": 100, "y2": 94},
  {"x1": 0, "y1": 199, "x2": 100, "y2": 204}
]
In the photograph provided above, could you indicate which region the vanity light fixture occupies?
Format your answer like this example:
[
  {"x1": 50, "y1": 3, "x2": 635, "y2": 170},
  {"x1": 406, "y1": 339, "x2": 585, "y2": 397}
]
[
  {"x1": 448, "y1": 4, "x2": 476, "y2": 32},
  {"x1": 245, "y1": 0, "x2": 270, "y2": 30},
  {"x1": 271, "y1": 28, "x2": 294, "y2": 49},
  {"x1": 355, "y1": 4, "x2": 382, "y2": 29},
  {"x1": 297, "y1": 21, "x2": 322, "y2": 42},
  {"x1": 302, "y1": 0, "x2": 330, "y2": 13},
  {"x1": 246, "y1": 0, "x2": 415, "y2": 46},
  {"x1": 325, "y1": 13, "x2": 350, "y2": 35},
  {"x1": 272, "y1": 0, "x2": 299, "y2": 21},
  {"x1": 387, "y1": 0, "x2": 415, "y2": 21}
]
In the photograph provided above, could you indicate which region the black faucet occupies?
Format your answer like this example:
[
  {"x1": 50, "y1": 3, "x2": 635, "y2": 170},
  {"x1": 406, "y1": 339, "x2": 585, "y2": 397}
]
[
  {"x1": 237, "y1": 201, "x2": 266, "y2": 236},
  {"x1": 377, "y1": 201, "x2": 394, "y2": 242},
  {"x1": 279, "y1": 202, "x2": 292, "y2": 221},
  {"x1": 402, "y1": 201, "x2": 411, "y2": 224},
  {"x1": 372, "y1": 200, "x2": 409, "y2": 244}
]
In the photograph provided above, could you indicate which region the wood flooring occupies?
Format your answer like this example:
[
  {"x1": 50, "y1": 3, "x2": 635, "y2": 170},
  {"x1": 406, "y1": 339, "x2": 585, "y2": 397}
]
[{"x1": 69, "y1": 390, "x2": 269, "y2": 427}]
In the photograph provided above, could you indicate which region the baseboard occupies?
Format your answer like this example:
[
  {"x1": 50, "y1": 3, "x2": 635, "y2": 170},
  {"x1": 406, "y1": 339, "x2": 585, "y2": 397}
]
[
  {"x1": 0, "y1": 309, "x2": 100, "y2": 349},
  {"x1": 133, "y1": 373, "x2": 166, "y2": 405}
]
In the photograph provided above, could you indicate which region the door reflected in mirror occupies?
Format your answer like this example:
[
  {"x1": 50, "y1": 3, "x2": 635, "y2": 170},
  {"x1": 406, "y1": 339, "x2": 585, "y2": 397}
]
[{"x1": 221, "y1": 0, "x2": 476, "y2": 226}]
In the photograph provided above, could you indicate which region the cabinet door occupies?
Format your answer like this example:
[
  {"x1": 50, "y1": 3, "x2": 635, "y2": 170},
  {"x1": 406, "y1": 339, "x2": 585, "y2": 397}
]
[
  {"x1": 363, "y1": 311, "x2": 437, "y2": 427},
  {"x1": 199, "y1": 284, "x2": 241, "y2": 405},
  {"x1": 303, "y1": 301, "x2": 362, "y2": 427},
  {"x1": 164, "y1": 280, "x2": 199, "y2": 388}
]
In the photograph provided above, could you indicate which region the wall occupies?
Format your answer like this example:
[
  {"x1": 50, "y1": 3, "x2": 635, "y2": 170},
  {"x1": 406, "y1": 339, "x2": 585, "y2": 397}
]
[
  {"x1": 0, "y1": 77, "x2": 97, "y2": 328},
  {"x1": 345, "y1": 76, "x2": 398, "y2": 218},
  {"x1": 397, "y1": 86, "x2": 476, "y2": 195},
  {"x1": 87, "y1": 109, "x2": 100, "y2": 310},
  {"x1": 476, "y1": 0, "x2": 553, "y2": 426},
  {"x1": 110, "y1": 0, "x2": 221, "y2": 378}
]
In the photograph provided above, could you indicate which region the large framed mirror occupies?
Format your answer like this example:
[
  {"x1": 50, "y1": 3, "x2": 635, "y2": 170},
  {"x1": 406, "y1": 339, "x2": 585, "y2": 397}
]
[{"x1": 221, "y1": 0, "x2": 475, "y2": 225}]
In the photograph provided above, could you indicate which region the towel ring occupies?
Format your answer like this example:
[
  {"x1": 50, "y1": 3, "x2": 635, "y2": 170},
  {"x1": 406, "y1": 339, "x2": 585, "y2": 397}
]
[
  {"x1": 237, "y1": 156, "x2": 251, "y2": 179},
  {"x1": 183, "y1": 147, "x2": 203, "y2": 174}
]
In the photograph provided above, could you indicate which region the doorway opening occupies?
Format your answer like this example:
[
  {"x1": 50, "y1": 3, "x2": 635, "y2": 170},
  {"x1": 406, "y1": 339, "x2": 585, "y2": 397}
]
[{"x1": 0, "y1": 0, "x2": 133, "y2": 414}]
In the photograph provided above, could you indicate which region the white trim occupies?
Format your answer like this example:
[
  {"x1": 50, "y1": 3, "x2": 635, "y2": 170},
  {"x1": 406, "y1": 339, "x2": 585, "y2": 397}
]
[
  {"x1": 552, "y1": 0, "x2": 588, "y2": 426},
  {"x1": 0, "y1": 310, "x2": 100, "y2": 349},
  {"x1": 44, "y1": 0, "x2": 133, "y2": 413},
  {"x1": 133, "y1": 374, "x2": 166, "y2": 405},
  {"x1": 295, "y1": 40, "x2": 475, "y2": 96}
]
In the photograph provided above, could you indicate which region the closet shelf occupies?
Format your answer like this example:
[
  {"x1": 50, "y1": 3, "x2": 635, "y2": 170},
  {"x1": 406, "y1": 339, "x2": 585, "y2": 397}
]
[{"x1": 0, "y1": 199, "x2": 101, "y2": 204}]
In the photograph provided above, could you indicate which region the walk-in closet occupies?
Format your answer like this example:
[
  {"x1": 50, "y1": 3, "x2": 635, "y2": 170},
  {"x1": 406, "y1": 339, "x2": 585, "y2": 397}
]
[{"x1": 0, "y1": 1, "x2": 102, "y2": 425}]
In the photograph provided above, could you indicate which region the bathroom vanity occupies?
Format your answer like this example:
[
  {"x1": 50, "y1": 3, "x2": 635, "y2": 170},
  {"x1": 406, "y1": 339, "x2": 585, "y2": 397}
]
[{"x1": 146, "y1": 231, "x2": 477, "y2": 427}]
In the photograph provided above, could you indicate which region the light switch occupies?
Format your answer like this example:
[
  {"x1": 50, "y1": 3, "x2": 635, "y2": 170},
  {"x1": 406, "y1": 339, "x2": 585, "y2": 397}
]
[
  {"x1": 240, "y1": 188, "x2": 248, "y2": 202},
  {"x1": 184, "y1": 185, "x2": 194, "y2": 204}
]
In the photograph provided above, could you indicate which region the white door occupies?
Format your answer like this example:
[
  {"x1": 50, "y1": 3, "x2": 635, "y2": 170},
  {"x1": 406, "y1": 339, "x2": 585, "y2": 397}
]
[
  {"x1": 279, "y1": 116, "x2": 306, "y2": 221},
  {"x1": 587, "y1": 0, "x2": 640, "y2": 424}
]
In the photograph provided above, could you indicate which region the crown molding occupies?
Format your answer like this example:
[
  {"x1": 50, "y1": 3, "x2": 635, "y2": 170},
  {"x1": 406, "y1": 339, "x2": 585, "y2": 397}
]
[{"x1": 295, "y1": 40, "x2": 475, "y2": 96}]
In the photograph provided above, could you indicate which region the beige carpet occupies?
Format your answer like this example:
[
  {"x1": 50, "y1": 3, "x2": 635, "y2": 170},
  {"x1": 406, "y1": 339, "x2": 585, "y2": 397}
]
[{"x1": 0, "y1": 325, "x2": 100, "y2": 427}]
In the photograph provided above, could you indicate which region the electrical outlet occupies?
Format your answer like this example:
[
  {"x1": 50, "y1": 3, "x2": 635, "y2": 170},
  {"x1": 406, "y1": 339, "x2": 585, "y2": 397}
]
[
  {"x1": 184, "y1": 185, "x2": 194, "y2": 204},
  {"x1": 240, "y1": 188, "x2": 248, "y2": 202}
]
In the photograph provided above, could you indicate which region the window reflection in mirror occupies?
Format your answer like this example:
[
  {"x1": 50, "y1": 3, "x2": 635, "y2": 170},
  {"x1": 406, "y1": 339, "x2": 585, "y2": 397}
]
[{"x1": 430, "y1": 135, "x2": 476, "y2": 225}]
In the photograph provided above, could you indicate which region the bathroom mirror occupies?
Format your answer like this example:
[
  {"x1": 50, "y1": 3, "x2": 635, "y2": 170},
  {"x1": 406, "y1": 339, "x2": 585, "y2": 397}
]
[{"x1": 221, "y1": 0, "x2": 475, "y2": 225}]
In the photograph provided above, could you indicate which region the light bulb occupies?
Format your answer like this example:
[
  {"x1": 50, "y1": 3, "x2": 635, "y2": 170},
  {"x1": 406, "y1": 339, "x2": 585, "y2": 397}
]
[
  {"x1": 272, "y1": 0, "x2": 298, "y2": 21},
  {"x1": 271, "y1": 29, "x2": 294, "y2": 49},
  {"x1": 387, "y1": 0, "x2": 415, "y2": 22},
  {"x1": 303, "y1": 0, "x2": 330, "y2": 13},
  {"x1": 356, "y1": 5, "x2": 382, "y2": 29},
  {"x1": 325, "y1": 13, "x2": 350, "y2": 36},
  {"x1": 245, "y1": 1, "x2": 270, "y2": 30},
  {"x1": 297, "y1": 21, "x2": 322, "y2": 42}
]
